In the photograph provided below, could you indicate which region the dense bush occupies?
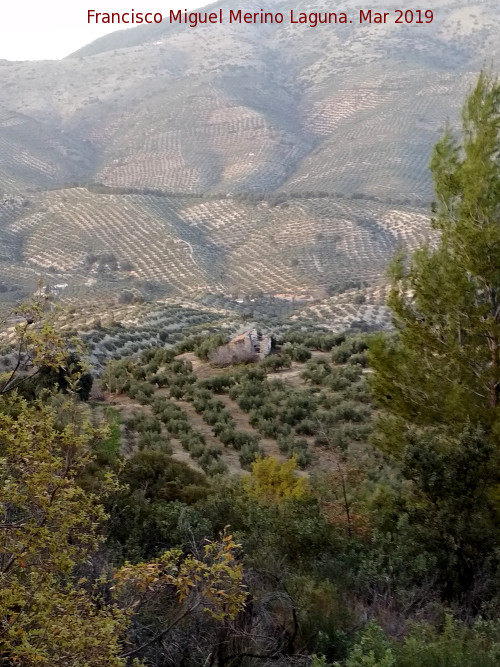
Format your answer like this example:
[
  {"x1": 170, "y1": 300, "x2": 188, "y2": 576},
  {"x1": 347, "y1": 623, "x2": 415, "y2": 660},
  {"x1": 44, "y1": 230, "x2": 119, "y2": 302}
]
[
  {"x1": 281, "y1": 331, "x2": 346, "y2": 351},
  {"x1": 324, "y1": 366, "x2": 362, "y2": 391},
  {"x1": 282, "y1": 343, "x2": 312, "y2": 362},
  {"x1": 107, "y1": 450, "x2": 209, "y2": 560},
  {"x1": 238, "y1": 441, "x2": 261, "y2": 469},
  {"x1": 301, "y1": 359, "x2": 332, "y2": 385},
  {"x1": 137, "y1": 431, "x2": 172, "y2": 453},
  {"x1": 339, "y1": 618, "x2": 500, "y2": 667},
  {"x1": 277, "y1": 435, "x2": 314, "y2": 468},
  {"x1": 331, "y1": 336, "x2": 370, "y2": 364},
  {"x1": 330, "y1": 402, "x2": 370, "y2": 423},
  {"x1": 194, "y1": 334, "x2": 229, "y2": 361},
  {"x1": 126, "y1": 413, "x2": 162, "y2": 434},
  {"x1": 295, "y1": 419, "x2": 316, "y2": 436},
  {"x1": 260, "y1": 354, "x2": 292, "y2": 372},
  {"x1": 198, "y1": 374, "x2": 236, "y2": 392},
  {"x1": 348, "y1": 352, "x2": 368, "y2": 367}
]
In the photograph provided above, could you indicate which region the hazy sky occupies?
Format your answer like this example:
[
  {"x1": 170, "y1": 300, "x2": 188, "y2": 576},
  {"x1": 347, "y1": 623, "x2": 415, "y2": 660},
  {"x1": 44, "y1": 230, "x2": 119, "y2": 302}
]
[{"x1": 1, "y1": 1, "x2": 205, "y2": 61}]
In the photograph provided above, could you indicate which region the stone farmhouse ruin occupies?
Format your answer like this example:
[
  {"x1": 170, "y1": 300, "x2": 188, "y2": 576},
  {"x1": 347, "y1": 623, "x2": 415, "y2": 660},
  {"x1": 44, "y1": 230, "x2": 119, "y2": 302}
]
[
  {"x1": 229, "y1": 329, "x2": 272, "y2": 359},
  {"x1": 208, "y1": 329, "x2": 273, "y2": 365}
]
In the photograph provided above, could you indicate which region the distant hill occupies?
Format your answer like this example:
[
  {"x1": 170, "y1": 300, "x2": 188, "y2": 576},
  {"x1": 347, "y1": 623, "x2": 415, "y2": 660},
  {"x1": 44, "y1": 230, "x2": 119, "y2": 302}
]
[
  {"x1": 0, "y1": 0, "x2": 497, "y2": 322},
  {"x1": 1, "y1": 0, "x2": 497, "y2": 199}
]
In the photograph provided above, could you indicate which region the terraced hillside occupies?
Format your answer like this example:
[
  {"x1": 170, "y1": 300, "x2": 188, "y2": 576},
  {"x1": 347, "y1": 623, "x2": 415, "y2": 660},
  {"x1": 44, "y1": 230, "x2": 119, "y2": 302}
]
[
  {"x1": 0, "y1": 0, "x2": 497, "y2": 325},
  {"x1": 0, "y1": 0, "x2": 497, "y2": 199},
  {"x1": 0, "y1": 186, "x2": 435, "y2": 312},
  {"x1": 100, "y1": 331, "x2": 376, "y2": 477}
]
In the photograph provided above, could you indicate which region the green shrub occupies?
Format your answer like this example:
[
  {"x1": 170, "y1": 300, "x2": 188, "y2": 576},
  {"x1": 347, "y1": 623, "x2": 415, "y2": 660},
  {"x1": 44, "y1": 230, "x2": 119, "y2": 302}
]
[
  {"x1": 194, "y1": 334, "x2": 228, "y2": 361},
  {"x1": 339, "y1": 617, "x2": 500, "y2": 667},
  {"x1": 198, "y1": 446, "x2": 223, "y2": 467},
  {"x1": 132, "y1": 366, "x2": 147, "y2": 381},
  {"x1": 237, "y1": 392, "x2": 266, "y2": 411},
  {"x1": 331, "y1": 336, "x2": 369, "y2": 364},
  {"x1": 344, "y1": 382, "x2": 372, "y2": 404},
  {"x1": 154, "y1": 372, "x2": 170, "y2": 388},
  {"x1": 138, "y1": 431, "x2": 172, "y2": 454},
  {"x1": 173, "y1": 336, "x2": 199, "y2": 354},
  {"x1": 280, "y1": 405, "x2": 308, "y2": 426},
  {"x1": 238, "y1": 442, "x2": 260, "y2": 469},
  {"x1": 188, "y1": 440, "x2": 206, "y2": 459},
  {"x1": 126, "y1": 414, "x2": 161, "y2": 433},
  {"x1": 170, "y1": 359, "x2": 193, "y2": 374},
  {"x1": 324, "y1": 366, "x2": 362, "y2": 391},
  {"x1": 301, "y1": 359, "x2": 332, "y2": 385},
  {"x1": 348, "y1": 352, "x2": 368, "y2": 367},
  {"x1": 281, "y1": 331, "x2": 346, "y2": 351},
  {"x1": 203, "y1": 459, "x2": 228, "y2": 476},
  {"x1": 253, "y1": 416, "x2": 283, "y2": 438},
  {"x1": 331, "y1": 402, "x2": 370, "y2": 423},
  {"x1": 101, "y1": 359, "x2": 135, "y2": 393},
  {"x1": 295, "y1": 419, "x2": 316, "y2": 436},
  {"x1": 220, "y1": 429, "x2": 259, "y2": 451},
  {"x1": 164, "y1": 417, "x2": 190, "y2": 435},
  {"x1": 198, "y1": 374, "x2": 236, "y2": 392},
  {"x1": 169, "y1": 385, "x2": 185, "y2": 399},
  {"x1": 219, "y1": 428, "x2": 237, "y2": 446},
  {"x1": 239, "y1": 367, "x2": 267, "y2": 382},
  {"x1": 294, "y1": 448, "x2": 314, "y2": 469},
  {"x1": 261, "y1": 354, "x2": 292, "y2": 372},
  {"x1": 283, "y1": 343, "x2": 312, "y2": 362},
  {"x1": 277, "y1": 434, "x2": 292, "y2": 454},
  {"x1": 212, "y1": 416, "x2": 236, "y2": 436},
  {"x1": 202, "y1": 409, "x2": 223, "y2": 426},
  {"x1": 151, "y1": 396, "x2": 170, "y2": 415}
]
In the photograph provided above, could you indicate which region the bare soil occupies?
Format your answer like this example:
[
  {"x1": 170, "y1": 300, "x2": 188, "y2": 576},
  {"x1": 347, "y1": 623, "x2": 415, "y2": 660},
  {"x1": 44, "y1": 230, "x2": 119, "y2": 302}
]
[
  {"x1": 104, "y1": 391, "x2": 204, "y2": 473},
  {"x1": 102, "y1": 349, "x2": 345, "y2": 478}
]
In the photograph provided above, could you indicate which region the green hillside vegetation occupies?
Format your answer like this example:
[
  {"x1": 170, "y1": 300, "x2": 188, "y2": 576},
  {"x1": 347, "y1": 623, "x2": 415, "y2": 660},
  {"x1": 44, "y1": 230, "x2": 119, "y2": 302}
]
[
  {"x1": 99, "y1": 328, "x2": 374, "y2": 474},
  {"x1": 3, "y1": 0, "x2": 500, "y2": 658},
  {"x1": 2, "y1": 73, "x2": 500, "y2": 663}
]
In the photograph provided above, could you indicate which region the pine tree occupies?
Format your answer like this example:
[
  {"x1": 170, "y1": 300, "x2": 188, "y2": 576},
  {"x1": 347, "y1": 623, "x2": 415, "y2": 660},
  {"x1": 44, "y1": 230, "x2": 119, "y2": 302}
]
[
  {"x1": 368, "y1": 73, "x2": 500, "y2": 601},
  {"x1": 369, "y1": 72, "x2": 500, "y2": 454}
]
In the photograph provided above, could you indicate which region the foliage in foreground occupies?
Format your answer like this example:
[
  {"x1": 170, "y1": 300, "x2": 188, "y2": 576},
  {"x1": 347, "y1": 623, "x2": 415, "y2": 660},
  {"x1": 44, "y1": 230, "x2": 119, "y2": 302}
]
[
  {"x1": 0, "y1": 324, "x2": 246, "y2": 664},
  {"x1": 368, "y1": 71, "x2": 500, "y2": 605}
]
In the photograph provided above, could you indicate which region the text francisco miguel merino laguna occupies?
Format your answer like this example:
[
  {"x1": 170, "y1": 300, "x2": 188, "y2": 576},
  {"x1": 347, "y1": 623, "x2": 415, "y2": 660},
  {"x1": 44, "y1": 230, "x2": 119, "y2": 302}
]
[{"x1": 87, "y1": 8, "x2": 435, "y2": 27}]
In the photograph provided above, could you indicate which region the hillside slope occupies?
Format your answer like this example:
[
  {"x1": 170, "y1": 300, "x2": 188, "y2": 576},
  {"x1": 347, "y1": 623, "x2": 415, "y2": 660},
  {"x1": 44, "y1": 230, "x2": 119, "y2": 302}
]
[
  {"x1": 0, "y1": 186, "x2": 435, "y2": 307},
  {"x1": 0, "y1": 0, "x2": 497, "y2": 321},
  {"x1": 1, "y1": 0, "x2": 497, "y2": 199}
]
